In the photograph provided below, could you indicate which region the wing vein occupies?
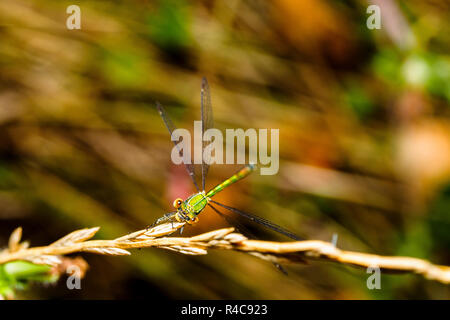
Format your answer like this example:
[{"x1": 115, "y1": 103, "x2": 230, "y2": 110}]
[
  {"x1": 157, "y1": 102, "x2": 200, "y2": 192},
  {"x1": 209, "y1": 200, "x2": 302, "y2": 241}
]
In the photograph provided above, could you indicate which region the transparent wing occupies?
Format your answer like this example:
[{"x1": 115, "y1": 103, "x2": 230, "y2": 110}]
[
  {"x1": 156, "y1": 102, "x2": 200, "y2": 192},
  {"x1": 208, "y1": 203, "x2": 289, "y2": 274},
  {"x1": 208, "y1": 203, "x2": 255, "y2": 238},
  {"x1": 209, "y1": 200, "x2": 302, "y2": 241},
  {"x1": 201, "y1": 77, "x2": 214, "y2": 191}
]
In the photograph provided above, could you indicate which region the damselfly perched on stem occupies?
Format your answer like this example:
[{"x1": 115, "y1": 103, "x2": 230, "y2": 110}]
[{"x1": 153, "y1": 78, "x2": 301, "y2": 246}]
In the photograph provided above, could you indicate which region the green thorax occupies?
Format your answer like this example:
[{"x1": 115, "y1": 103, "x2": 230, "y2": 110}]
[
  {"x1": 181, "y1": 192, "x2": 208, "y2": 218},
  {"x1": 180, "y1": 165, "x2": 256, "y2": 219}
]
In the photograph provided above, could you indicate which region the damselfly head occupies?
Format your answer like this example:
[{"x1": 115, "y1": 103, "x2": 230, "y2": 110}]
[{"x1": 173, "y1": 198, "x2": 183, "y2": 209}]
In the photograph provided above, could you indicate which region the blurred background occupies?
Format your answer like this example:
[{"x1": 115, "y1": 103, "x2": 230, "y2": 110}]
[{"x1": 0, "y1": 0, "x2": 449, "y2": 299}]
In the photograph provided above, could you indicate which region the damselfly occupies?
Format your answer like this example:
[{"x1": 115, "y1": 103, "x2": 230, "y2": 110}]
[{"x1": 153, "y1": 78, "x2": 300, "y2": 243}]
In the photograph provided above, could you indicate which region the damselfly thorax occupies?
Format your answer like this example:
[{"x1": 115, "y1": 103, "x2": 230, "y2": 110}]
[
  {"x1": 173, "y1": 191, "x2": 208, "y2": 225},
  {"x1": 171, "y1": 164, "x2": 256, "y2": 224}
]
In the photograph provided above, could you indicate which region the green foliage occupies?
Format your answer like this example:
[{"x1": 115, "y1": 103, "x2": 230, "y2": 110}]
[
  {"x1": 373, "y1": 49, "x2": 450, "y2": 102},
  {"x1": 0, "y1": 261, "x2": 58, "y2": 299},
  {"x1": 372, "y1": 49, "x2": 403, "y2": 86},
  {"x1": 100, "y1": 48, "x2": 150, "y2": 88},
  {"x1": 146, "y1": 0, "x2": 192, "y2": 50},
  {"x1": 343, "y1": 81, "x2": 375, "y2": 119},
  {"x1": 396, "y1": 222, "x2": 433, "y2": 260},
  {"x1": 428, "y1": 182, "x2": 450, "y2": 250}
]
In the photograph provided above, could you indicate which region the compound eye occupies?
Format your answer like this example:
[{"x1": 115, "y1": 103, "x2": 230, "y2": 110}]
[{"x1": 173, "y1": 198, "x2": 183, "y2": 209}]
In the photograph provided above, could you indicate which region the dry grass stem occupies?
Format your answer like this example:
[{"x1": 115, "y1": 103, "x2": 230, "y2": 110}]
[{"x1": 1, "y1": 224, "x2": 449, "y2": 284}]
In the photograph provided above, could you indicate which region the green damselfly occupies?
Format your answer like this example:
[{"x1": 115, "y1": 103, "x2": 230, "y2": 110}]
[{"x1": 153, "y1": 78, "x2": 301, "y2": 243}]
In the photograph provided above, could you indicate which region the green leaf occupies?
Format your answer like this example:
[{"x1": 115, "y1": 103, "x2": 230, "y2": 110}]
[
  {"x1": 3, "y1": 261, "x2": 52, "y2": 280},
  {"x1": 146, "y1": 0, "x2": 191, "y2": 50}
]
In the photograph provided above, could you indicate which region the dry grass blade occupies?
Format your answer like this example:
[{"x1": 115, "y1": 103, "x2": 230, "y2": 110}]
[
  {"x1": 159, "y1": 246, "x2": 208, "y2": 255},
  {"x1": 1, "y1": 224, "x2": 449, "y2": 284},
  {"x1": 189, "y1": 227, "x2": 237, "y2": 242},
  {"x1": 82, "y1": 247, "x2": 131, "y2": 256},
  {"x1": 51, "y1": 227, "x2": 100, "y2": 247},
  {"x1": 116, "y1": 222, "x2": 185, "y2": 241},
  {"x1": 25, "y1": 255, "x2": 62, "y2": 266},
  {"x1": 8, "y1": 227, "x2": 22, "y2": 253}
]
